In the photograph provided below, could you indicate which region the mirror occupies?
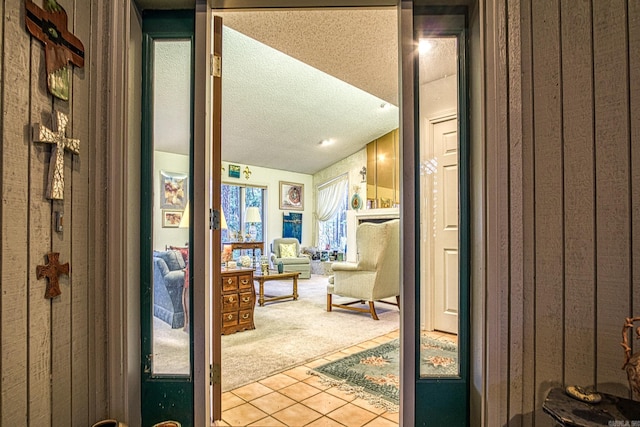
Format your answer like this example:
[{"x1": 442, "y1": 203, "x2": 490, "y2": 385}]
[{"x1": 417, "y1": 36, "x2": 460, "y2": 378}]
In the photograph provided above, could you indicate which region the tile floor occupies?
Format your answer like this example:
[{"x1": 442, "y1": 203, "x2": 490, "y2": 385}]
[{"x1": 217, "y1": 329, "x2": 457, "y2": 427}]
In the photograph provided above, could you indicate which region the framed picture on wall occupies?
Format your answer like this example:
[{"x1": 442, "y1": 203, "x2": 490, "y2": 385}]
[
  {"x1": 162, "y1": 210, "x2": 183, "y2": 228},
  {"x1": 279, "y1": 181, "x2": 304, "y2": 210},
  {"x1": 160, "y1": 170, "x2": 188, "y2": 209},
  {"x1": 228, "y1": 164, "x2": 241, "y2": 178}
]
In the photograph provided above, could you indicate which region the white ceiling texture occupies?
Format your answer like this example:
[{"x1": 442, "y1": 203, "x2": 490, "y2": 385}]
[{"x1": 152, "y1": 7, "x2": 456, "y2": 174}]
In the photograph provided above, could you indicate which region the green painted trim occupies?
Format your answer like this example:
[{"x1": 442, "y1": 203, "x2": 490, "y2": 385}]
[
  {"x1": 141, "y1": 9, "x2": 195, "y2": 427},
  {"x1": 413, "y1": 7, "x2": 471, "y2": 426}
]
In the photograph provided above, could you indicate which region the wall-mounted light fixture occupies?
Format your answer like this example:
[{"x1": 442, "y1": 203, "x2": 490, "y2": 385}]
[
  {"x1": 360, "y1": 166, "x2": 367, "y2": 183},
  {"x1": 243, "y1": 166, "x2": 252, "y2": 180}
]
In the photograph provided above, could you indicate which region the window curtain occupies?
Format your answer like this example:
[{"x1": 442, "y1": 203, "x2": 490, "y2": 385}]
[{"x1": 314, "y1": 175, "x2": 348, "y2": 246}]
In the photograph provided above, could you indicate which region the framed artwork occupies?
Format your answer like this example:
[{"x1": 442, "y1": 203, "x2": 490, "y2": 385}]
[
  {"x1": 162, "y1": 210, "x2": 183, "y2": 228},
  {"x1": 283, "y1": 212, "x2": 302, "y2": 241},
  {"x1": 160, "y1": 170, "x2": 188, "y2": 209},
  {"x1": 279, "y1": 181, "x2": 304, "y2": 210},
  {"x1": 228, "y1": 164, "x2": 241, "y2": 178}
]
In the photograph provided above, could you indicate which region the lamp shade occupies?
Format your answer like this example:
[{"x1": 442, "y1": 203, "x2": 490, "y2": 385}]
[
  {"x1": 179, "y1": 202, "x2": 190, "y2": 228},
  {"x1": 245, "y1": 206, "x2": 262, "y2": 223},
  {"x1": 221, "y1": 207, "x2": 228, "y2": 230}
]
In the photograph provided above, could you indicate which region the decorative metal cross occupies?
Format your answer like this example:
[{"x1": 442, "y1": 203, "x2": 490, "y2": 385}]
[
  {"x1": 33, "y1": 111, "x2": 80, "y2": 200},
  {"x1": 36, "y1": 252, "x2": 69, "y2": 299},
  {"x1": 24, "y1": 0, "x2": 85, "y2": 100}
]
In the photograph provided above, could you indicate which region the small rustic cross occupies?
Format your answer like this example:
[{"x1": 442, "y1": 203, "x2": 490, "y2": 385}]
[
  {"x1": 33, "y1": 111, "x2": 80, "y2": 200},
  {"x1": 36, "y1": 252, "x2": 69, "y2": 299}
]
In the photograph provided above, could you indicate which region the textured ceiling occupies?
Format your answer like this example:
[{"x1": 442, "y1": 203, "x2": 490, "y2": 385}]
[
  {"x1": 219, "y1": 21, "x2": 399, "y2": 174},
  {"x1": 150, "y1": 7, "x2": 456, "y2": 174},
  {"x1": 217, "y1": 8, "x2": 399, "y2": 106}
]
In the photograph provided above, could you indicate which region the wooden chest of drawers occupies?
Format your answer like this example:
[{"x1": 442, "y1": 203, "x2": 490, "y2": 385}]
[{"x1": 220, "y1": 268, "x2": 255, "y2": 335}]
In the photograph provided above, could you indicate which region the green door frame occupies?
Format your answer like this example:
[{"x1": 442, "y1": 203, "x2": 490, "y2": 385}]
[
  {"x1": 140, "y1": 10, "x2": 195, "y2": 427},
  {"x1": 410, "y1": 6, "x2": 471, "y2": 426}
]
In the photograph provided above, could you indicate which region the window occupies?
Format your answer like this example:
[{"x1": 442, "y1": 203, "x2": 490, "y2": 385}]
[
  {"x1": 221, "y1": 184, "x2": 265, "y2": 242},
  {"x1": 318, "y1": 193, "x2": 348, "y2": 251},
  {"x1": 317, "y1": 176, "x2": 349, "y2": 251}
]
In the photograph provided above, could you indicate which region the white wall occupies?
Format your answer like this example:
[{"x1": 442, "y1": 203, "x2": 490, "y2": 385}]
[
  {"x1": 154, "y1": 151, "x2": 190, "y2": 250},
  {"x1": 221, "y1": 162, "x2": 314, "y2": 249}
]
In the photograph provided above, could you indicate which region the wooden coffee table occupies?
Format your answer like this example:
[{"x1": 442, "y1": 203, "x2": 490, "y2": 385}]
[{"x1": 253, "y1": 271, "x2": 300, "y2": 306}]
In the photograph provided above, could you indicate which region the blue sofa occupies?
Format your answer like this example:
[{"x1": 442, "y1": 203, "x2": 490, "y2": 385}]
[{"x1": 153, "y1": 249, "x2": 186, "y2": 328}]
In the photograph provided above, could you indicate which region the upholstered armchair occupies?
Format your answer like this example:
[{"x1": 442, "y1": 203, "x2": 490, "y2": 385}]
[
  {"x1": 270, "y1": 237, "x2": 311, "y2": 279},
  {"x1": 327, "y1": 219, "x2": 400, "y2": 320},
  {"x1": 153, "y1": 249, "x2": 186, "y2": 328}
]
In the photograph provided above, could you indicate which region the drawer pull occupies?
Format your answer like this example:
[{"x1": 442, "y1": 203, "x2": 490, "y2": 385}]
[
  {"x1": 227, "y1": 296, "x2": 235, "y2": 303},
  {"x1": 242, "y1": 297, "x2": 250, "y2": 303},
  {"x1": 226, "y1": 314, "x2": 233, "y2": 321},
  {"x1": 242, "y1": 313, "x2": 250, "y2": 320},
  {"x1": 227, "y1": 278, "x2": 233, "y2": 284},
  {"x1": 241, "y1": 279, "x2": 249, "y2": 285}
]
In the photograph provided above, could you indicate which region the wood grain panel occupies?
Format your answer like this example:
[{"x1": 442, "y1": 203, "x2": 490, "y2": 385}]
[
  {"x1": 1, "y1": 0, "x2": 32, "y2": 424},
  {"x1": 560, "y1": 0, "x2": 596, "y2": 389},
  {"x1": 593, "y1": 0, "x2": 631, "y2": 397},
  {"x1": 50, "y1": 2, "x2": 74, "y2": 424},
  {"x1": 507, "y1": 0, "x2": 526, "y2": 423},
  {"x1": 519, "y1": 0, "x2": 537, "y2": 423},
  {"x1": 27, "y1": 33, "x2": 55, "y2": 426},
  {"x1": 629, "y1": 0, "x2": 640, "y2": 360},
  {"x1": 532, "y1": 0, "x2": 564, "y2": 423},
  {"x1": 483, "y1": 0, "x2": 511, "y2": 424},
  {"x1": 70, "y1": 0, "x2": 91, "y2": 423},
  {"x1": 89, "y1": 0, "x2": 110, "y2": 418}
]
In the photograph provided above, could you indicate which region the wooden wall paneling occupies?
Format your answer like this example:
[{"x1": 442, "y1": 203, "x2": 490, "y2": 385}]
[
  {"x1": 518, "y1": 0, "x2": 537, "y2": 422},
  {"x1": 629, "y1": 0, "x2": 640, "y2": 359},
  {"x1": 593, "y1": 0, "x2": 631, "y2": 398},
  {"x1": 26, "y1": 18, "x2": 55, "y2": 426},
  {"x1": 88, "y1": 0, "x2": 110, "y2": 419},
  {"x1": 507, "y1": 0, "x2": 525, "y2": 423},
  {"x1": 483, "y1": 0, "x2": 510, "y2": 424},
  {"x1": 496, "y1": 0, "x2": 511, "y2": 423},
  {"x1": 532, "y1": 0, "x2": 563, "y2": 423},
  {"x1": 1, "y1": 0, "x2": 32, "y2": 424},
  {"x1": 70, "y1": 0, "x2": 91, "y2": 423},
  {"x1": 560, "y1": 0, "x2": 596, "y2": 389},
  {"x1": 50, "y1": 1, "x2": 74, "y2": 424}
]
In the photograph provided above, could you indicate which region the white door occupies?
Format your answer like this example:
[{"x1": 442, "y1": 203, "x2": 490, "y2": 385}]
[{"x1": 433, "y1": 118, "x2": 458, "y2": 334}]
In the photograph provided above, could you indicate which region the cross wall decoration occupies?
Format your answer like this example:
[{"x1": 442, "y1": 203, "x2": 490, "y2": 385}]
[
  {"x1": 36, "y1": 252, "x2": 69, "y2": 299},
  {"x1": 33, "y1": 111, "x2": 79, "y2": 200},
  {"x1": 24, "y1": 0, "x2": 85, "y2": 101}
]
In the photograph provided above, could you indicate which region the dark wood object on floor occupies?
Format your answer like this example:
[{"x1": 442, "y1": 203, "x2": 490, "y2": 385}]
[
  {"x1": 253, "y1": 271, "x2": 300, "y2": 306},
  {"x1": 220, "y1": 268, "x2": 255, "y2": 335},
  {"x1": 543, "y1": 387, "x2": 640, "y2": 426}
]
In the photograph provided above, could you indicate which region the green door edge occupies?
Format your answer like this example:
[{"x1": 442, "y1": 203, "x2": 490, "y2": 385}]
[
  {"x1": 413, "y1": 7, "x2": 471, "y2": 426},
  {"x1": 140, "y1": 10, "x2": 196, "y2": 427}
]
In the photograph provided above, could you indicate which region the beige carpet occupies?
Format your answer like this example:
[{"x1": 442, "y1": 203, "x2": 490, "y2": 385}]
[{"x1": 153, "y1": 273, "x2": 400, "y2": 391}]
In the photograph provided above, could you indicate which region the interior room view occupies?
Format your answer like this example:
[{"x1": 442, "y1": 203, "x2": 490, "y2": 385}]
[{"x1": 148, "y1": 8, "x2": 460, "y2": 426}]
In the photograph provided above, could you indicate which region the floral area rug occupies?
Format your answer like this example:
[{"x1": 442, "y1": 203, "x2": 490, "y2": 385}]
[{"x1": 308, "y1": 337, "x2": 457, "y2": 413}]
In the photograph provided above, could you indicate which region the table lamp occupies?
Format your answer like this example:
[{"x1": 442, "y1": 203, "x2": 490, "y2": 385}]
[
  {"x1": 221, "y1": 207, "x2": 228, "y2": 231},
  {"x1": 245, "y1": 206, "x2": 261, "y2": 242},
  {"x1": 179, "y1": 202, "x2": 189, "y2": 228}
]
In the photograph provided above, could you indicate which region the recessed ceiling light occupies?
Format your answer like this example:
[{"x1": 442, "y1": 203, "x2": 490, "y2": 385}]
[{"x1": 319, "y1": 139, "x2": 334, "y2": 146}]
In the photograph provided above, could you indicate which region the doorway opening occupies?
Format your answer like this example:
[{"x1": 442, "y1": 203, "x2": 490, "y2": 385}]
[{"x1": 214, "y1": 6, "x2": 405, "y2": 422}]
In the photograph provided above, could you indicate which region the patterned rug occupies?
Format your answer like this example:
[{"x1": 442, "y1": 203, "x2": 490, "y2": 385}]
[{"x1": 308, "y1": 337, "x2": 457, "y2": 412}]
